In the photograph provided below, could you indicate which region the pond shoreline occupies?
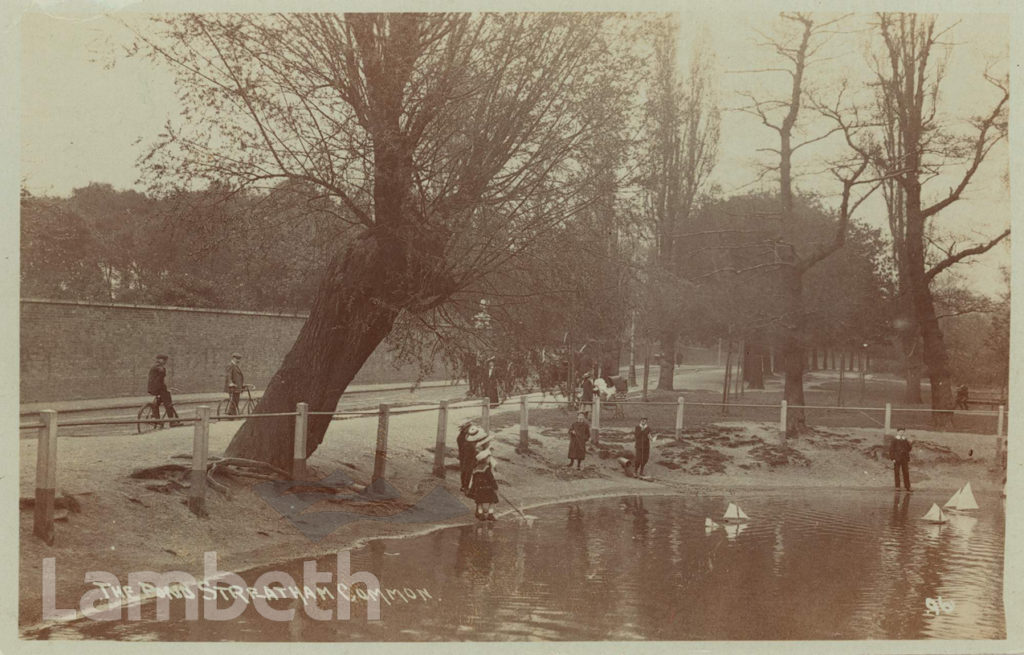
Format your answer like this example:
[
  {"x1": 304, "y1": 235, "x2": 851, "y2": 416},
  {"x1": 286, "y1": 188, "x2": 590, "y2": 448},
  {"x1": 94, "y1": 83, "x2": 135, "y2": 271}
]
[{"x1": 19, "y1": 409, "x2": 1004, "y2": 634}]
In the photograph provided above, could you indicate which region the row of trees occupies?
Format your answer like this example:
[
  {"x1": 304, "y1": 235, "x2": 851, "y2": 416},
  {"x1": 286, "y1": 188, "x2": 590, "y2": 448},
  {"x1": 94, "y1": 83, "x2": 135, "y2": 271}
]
[{"x1": 22, "y1": 12, "x2": 1009, "y2": 467}]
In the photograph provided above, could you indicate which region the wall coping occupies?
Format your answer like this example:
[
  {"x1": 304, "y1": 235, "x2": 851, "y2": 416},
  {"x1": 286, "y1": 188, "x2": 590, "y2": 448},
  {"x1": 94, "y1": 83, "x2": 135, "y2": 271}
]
[{"x1": 21, "y1": 297, "x2": 310, "y2": 320}]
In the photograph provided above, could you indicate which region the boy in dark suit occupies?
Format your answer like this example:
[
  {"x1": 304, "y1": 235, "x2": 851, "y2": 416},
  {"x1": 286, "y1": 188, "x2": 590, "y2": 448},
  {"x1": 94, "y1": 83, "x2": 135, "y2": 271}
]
[{"x1": 889, "y1": 427, "x2": 913, "y2": 491}]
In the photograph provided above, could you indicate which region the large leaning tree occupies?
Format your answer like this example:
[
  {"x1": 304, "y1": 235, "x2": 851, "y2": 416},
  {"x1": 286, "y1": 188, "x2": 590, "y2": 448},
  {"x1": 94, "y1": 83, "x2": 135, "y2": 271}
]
[{"x1": 137, "y1": 13, "x2": 635, "y2": 469}]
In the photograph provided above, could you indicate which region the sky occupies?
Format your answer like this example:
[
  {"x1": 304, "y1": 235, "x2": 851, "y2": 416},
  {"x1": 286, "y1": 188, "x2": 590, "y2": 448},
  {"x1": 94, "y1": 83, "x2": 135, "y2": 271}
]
[{"x1": 15, "y1": 8, "x2": 1014, "y2": 295}]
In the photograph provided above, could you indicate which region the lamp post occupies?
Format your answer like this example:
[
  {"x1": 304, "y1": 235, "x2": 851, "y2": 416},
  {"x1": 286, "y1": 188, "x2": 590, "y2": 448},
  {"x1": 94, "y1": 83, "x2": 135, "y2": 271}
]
[
  {"x1": 472, "y1": 299, "x2": 492, "y2": 399},
  {"x1": 860, "y1": 342, "x2": 868, "y2": 405}
]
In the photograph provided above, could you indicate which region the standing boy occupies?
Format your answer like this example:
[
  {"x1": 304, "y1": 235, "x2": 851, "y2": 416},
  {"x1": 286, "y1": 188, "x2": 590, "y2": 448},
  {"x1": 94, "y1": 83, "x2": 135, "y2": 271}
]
[{"x1": 889, "y1": 427, "x2": 913, "y2": 492}]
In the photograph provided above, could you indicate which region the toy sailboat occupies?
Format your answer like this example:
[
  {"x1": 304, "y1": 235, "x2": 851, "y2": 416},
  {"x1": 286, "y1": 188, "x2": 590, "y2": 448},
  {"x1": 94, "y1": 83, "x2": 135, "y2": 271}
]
[
  {"x1": 943, "y1": 482, "x2": 979, "y2": 512},
  {"x1": 920, "y1": 503, "x2": 948, "y2": 524},
  {"x1": 722, "y1": 502, "x2": 750, "y2": 524},
  {"x1": 724, "y1": 523, "x2": 747, "y2": 540},
  {"x1": 705, "y1": 517, "x2": 721, "y2": 531}
]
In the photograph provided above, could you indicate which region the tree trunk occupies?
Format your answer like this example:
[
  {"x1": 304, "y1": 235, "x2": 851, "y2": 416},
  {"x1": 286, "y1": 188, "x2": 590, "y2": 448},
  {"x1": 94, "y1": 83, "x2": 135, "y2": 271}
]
[
  {"x1": 656, "y1": 328, "x2": 676, "y2": 390},
  {"x1": 721, "y1": 340, "x2": 732, "y2": 412},
  {"x1": 745, "y1": 339, "x2": 765, "y2": 389},
  {"x1": 780, "y1": 268, "x2": 806, "y2": 435},
  {"x1": 913, "y1": 283, "x2": 955, "y2": 413},
  {"x1": 905, "y1": 190, "x2": 954, "y2": 414},
  {"x1": 224, "y1": 242, "x2": 401, "y2": 470},
  {"x1": 628, "y1": 313, "x2": 637, "y2": 386}
]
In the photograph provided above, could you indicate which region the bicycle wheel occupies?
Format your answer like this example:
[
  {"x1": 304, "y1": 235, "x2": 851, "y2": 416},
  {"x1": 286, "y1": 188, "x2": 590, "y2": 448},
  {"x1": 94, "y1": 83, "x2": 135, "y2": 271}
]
[
  {"x1": 242, "y1": 399, "x2": 256, "y2": 416},
  {"x1": 137, "y1": 403, "x2": 159, "y2": 434},
  {"x1": 216, "y1": 399, "x2": 229, "y2": 420}
]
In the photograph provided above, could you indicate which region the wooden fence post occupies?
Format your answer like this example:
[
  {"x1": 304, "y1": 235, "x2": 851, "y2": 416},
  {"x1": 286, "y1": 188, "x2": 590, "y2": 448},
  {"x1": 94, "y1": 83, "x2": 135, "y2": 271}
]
[
  {"x1": 592, "y1": 396, "x2": 601, "y2": 446},
  {"x1": 372, "y1": 404, "x2": 390, "y2": 482},
  {"x1": 780, "y1": 400, "x2": 788, "y2": 435},
  {"x1": 188, "y1": 406, "x2": 211, "y2": 517},
  {"x1": 884, "y1": 403, "x2": 892, "y2": 434},
  {"x1": 675, "y1": 395, "x2": 685, "y2": 440},
  {"x1": 481, "y1": 399, "x2": 490, "y2": 433},
  {"x1": 519, "y1": 396, "x2": 530, "y2": 452},
  {"x1": 34, "y1": 410, "x2": 58, "y2": 545},
  {"x1": 293, "y1": 402, "x2": 309, "y2": 480},
  {"x1": 433, "y1": 400, "x2": 448, "y2": 478}
]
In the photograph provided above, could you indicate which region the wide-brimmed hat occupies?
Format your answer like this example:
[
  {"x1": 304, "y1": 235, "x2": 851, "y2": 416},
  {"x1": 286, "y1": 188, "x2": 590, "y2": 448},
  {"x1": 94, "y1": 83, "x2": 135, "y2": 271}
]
[
  {"x1": 231, "y1": 352, "x2": 242, "y2": 359},
  {"x1": 465, "y1": 425, "x2": 491, "y2": 443}
]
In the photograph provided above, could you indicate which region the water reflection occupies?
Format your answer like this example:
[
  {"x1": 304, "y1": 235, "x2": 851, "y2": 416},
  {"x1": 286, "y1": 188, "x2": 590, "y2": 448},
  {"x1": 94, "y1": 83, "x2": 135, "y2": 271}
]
[{"x1": 30, "y1": 489, "x2": 1004, "y2": 641}]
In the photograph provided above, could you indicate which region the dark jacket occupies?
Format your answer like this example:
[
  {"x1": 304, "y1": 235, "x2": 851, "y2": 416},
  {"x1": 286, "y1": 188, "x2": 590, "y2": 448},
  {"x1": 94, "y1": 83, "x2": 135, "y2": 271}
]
[
  {"x1": 580, "y1": 378, "x2": 594, "y2": 402},
  {"x1": 569, "y1": 420, "x2": 590, "y2": 460},
  {"x1": 147, "y1": 363, "x2": 167, "y2": 395},
  {"x1": 889, "y1": 436, "x2": 912, "y2": 463},
  {"x1": 456, "y1": 426, "x2": 476, "y2": 487},
  {"x1": 634, "y1": 424, "x2": 652, "y2": 459},
  {"x1": 225, "y1": 362, "x2": 244, "y2": 392}
]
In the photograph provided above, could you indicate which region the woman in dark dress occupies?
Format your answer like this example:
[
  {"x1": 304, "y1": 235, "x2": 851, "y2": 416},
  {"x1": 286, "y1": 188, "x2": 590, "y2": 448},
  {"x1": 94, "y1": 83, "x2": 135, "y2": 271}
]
[
  {"x1": 456, "y1": 421, "x2": 477, "y2": 494},
  {"x1": 579, "y1": 372, "x2": 594, "y2": 415},
  {"x1": 568, "y1": 411, "x2": 590, "y2": 470},
  {"x1": 634, "y1": 416, "x2": 652, "y2": 477}
]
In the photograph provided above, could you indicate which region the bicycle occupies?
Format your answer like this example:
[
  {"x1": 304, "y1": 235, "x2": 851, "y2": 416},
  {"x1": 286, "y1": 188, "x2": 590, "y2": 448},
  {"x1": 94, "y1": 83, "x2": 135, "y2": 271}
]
[
  {"x1": 137, "y1": 387, "x2": 181, "y2": 434},
  {"x1": 218, "y1": 384, "x2": 256, "y2": 419}
]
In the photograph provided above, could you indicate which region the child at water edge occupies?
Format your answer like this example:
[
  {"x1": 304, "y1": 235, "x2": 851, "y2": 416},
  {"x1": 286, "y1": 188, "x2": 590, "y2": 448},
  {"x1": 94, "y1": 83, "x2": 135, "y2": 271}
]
[
  {"x1": 634, "y1": 417, "x2": 654, "y2": 478},
  {"x1": 568, "y1": 411, "x2": 590, "y2": 470},
  {"x1": 466, "y1": 426, "x2": 499, "y2": 520}
]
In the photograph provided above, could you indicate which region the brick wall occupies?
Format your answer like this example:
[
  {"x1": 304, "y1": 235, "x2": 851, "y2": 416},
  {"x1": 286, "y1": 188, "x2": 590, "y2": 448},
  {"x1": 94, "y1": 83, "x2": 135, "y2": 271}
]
[{"x1": 20, "y1": 299, "x2": 449, "y2": 402}]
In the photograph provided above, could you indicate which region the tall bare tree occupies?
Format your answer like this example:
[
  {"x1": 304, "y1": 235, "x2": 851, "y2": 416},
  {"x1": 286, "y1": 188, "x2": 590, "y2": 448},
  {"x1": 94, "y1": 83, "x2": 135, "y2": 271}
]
[
  {"x1": 642, "y1": 16, "x2": 720, "y2": 390},
  {"x1": 737, "y1": 13, "x2": 882, "y2": 434},
  {"x1": 874, "y1": 62, "x2": 924, "y2": 404},
  {"x1": 871, "y1": 13, "x2": 1009, "y2": 414},
  {"x1": 138, "y1": 13, "x2": 636, "y2": 468}
]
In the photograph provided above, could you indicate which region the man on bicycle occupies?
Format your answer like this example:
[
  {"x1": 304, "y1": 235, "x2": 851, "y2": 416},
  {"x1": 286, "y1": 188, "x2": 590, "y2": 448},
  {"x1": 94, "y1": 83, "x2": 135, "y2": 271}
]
[
  {"x1": 225, "y1": 352, "x2": 245, "y2": 415},
  {"x1": 148, "y1": 354, "x2": 181, "y2": 427}
]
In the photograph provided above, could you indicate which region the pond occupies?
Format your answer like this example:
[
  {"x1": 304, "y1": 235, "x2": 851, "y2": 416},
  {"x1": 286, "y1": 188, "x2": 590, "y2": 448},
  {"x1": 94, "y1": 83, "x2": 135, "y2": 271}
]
[{"x1": 32, "y1": 488, "x2": 1004, "y2": 641}]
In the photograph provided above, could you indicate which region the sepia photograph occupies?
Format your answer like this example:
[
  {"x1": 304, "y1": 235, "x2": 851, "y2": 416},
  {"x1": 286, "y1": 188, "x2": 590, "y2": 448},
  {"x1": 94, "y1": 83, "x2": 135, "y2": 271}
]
[{"x1": 7, "y1": 2, "x2": 1021, "y2": 651}]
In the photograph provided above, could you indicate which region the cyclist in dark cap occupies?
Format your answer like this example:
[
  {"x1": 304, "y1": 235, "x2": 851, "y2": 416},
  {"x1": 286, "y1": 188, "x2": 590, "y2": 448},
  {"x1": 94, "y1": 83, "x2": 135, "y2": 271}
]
[
  {"x1": 147, "y1": 354, "x2": 181, "y2": 428},
  {"x1": 225, "y1": 352, "x2": 245, "y2": 415}
]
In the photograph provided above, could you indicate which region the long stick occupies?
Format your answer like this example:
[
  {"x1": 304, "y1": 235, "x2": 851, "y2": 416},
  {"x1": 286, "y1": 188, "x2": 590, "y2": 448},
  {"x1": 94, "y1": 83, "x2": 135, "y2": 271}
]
[{"x1": 499, "y1": 490, "x2": 530, "y2": 521}]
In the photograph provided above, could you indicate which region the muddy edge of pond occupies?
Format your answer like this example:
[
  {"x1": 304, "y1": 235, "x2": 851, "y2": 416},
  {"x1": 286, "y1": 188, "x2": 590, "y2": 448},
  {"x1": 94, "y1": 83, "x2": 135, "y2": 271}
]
[{"x1": 19, "y1": 417, "x2": 1003, "y2": 629}]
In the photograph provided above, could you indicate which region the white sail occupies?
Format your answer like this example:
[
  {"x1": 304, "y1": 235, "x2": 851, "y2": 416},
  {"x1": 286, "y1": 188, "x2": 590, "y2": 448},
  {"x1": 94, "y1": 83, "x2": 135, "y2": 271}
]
[
  {"x1": 956, "y1": 482, "x2": 979, "y2": 511},
  {"x1": 723, "y1": 502, "x2": 749, "y2": 523},
  {"x1": 944, "y1": 487, "x2": 963, "y2": 509},
  {"x1": 921, "y1": 503, "x2": 948, "y2": 523},
  {"x1": 705, "y1": 518, "x2": 720, "y2": 529}
]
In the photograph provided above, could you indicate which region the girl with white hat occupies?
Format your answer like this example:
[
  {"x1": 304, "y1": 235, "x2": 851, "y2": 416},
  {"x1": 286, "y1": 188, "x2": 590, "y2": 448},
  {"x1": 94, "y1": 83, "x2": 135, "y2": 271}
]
[{"x1": 465, "y1": 425, "x2": 499, "y2": 521}]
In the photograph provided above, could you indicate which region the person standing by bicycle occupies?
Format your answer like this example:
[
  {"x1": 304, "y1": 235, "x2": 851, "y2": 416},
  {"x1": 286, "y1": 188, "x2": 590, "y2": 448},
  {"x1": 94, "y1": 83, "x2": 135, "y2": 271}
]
[
  {"x1": 224, "y1": 352, "x2": 245, "y2": 415},
  {"x1": 148, "y1": 354, "x2": 181, "y2": 427}
]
